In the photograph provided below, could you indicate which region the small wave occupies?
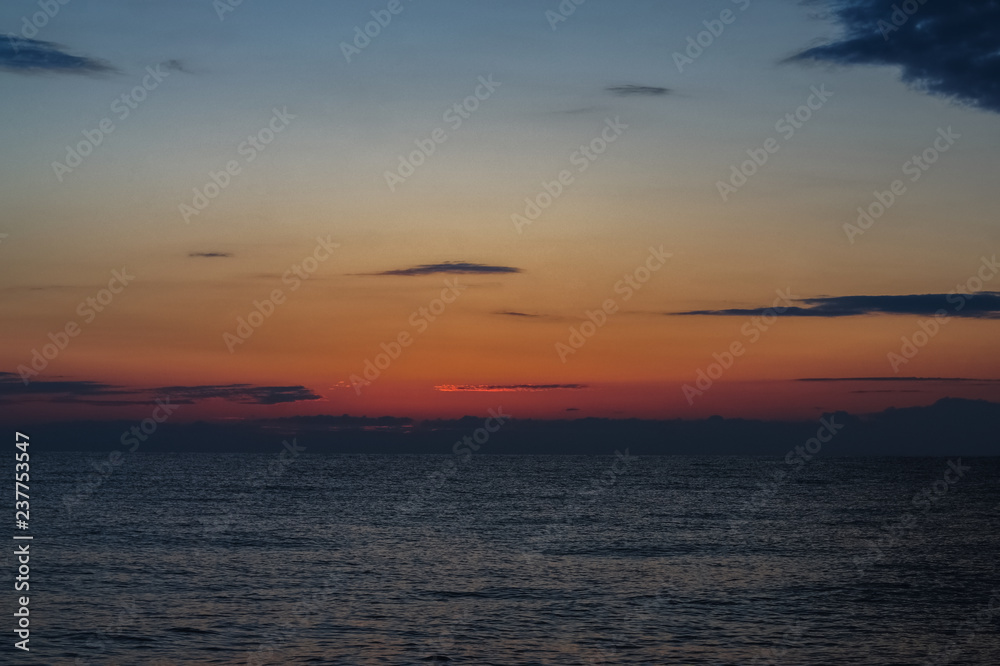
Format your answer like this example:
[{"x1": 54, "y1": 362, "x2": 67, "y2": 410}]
[{"x1": 166, "y1": 627, "x2": 219, "y2": 635}]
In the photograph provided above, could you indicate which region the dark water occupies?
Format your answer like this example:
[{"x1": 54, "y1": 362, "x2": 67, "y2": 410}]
[{"x1": 22, "y1": 453, "x2": 1000, "y2": 664}]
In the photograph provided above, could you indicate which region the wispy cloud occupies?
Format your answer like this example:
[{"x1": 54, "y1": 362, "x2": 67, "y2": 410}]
[
  {"x1": 366, "y1": 262, "x2": 523, "y2": 276},
  {"x1": 798, "y1": 377, "x2": 1000, "y2": 383},
  {"x1": 606, "y1": 84, "x2": 671, "y2": 96},
  {"x1": 434, "y1": 384, "x2": 587, "y2": 392},
  {"x1": 0, "y1": 375, "x2": 118, "y2": 398},
  {"x1": 494, "y1": 310, "x2": 571, "y2": 322},
  {"x1": 851, "y1": 390, "x2": 924, "y2": 394},
  {"x1": 162, "y1": 58, "x2": 193, "y2": 74},
  {"x1": 0, "y1": 38, "x2": 114, "y2": 75},
  {"x1": 671, "y1": 293, "x2": 1000, "y2": 318},
  {"x1": 556, "y1": 105, "x2": 605, "y2": 115},
  {"x1": 790, "y1": 0, "x2": 1000, "y2": 113},
  {"x1": 160, "y1": 385, "x2": 322, "y2": 405},
  {"x1": 798, "y1": 375, "x2": 1000, "y2": 395},
  {"x1": 188, "y1": 252, "x2": 233, "y2": 258}
]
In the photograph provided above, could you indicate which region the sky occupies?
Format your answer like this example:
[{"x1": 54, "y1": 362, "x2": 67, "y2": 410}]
[{"x1": 1, "y1": 0, "x2": 999, "y2": 424}]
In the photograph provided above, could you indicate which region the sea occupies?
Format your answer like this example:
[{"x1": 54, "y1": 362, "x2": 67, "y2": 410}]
[{"x1": 24, "y1": 453, "x2": 1000, "y2": 664}]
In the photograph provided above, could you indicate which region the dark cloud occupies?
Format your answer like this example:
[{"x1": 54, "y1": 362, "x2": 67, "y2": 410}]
[
  {"x1": 606, "y1": 84, "x2": 671, "y2": 96},
  {"x1": 434, "y1": 384, "x2": 588, "y2": 392},
  {"x1": 0, "y1": 374, "x2": 320, "y2": 405},
  {"x1": 671, "y1": 293, "x2": 1000, "y2": 318},
  {"x1": 367, "y1": 262, "x2": 523, "y2": 276},
  {"x1": 188, "y1": 252, "x2": 233, "y2": 258},
  {"x1": 790, "y1": 0, "x2": 1000, "y2": 113},
  {"x1": 0, "y1": 38, "x2": 114, "y2": 75}
]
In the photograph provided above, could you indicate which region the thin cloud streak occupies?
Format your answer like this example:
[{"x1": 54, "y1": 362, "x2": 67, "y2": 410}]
[
  {"x1": 606, "y1": 84, "x2": 672, "y2": 96},
  {"x1": 799, "y1": 377, "x2": 1000, "y2": 383},
  {"x1": 434, "y1": 384, "x2": 588, "y2": 392},
  {"x1": 0, "y1": 373, "x2": 321, "y2": 405}
]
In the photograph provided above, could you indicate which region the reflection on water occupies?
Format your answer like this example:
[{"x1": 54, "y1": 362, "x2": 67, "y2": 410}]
[{"x1": 33, "y1": 454, "x2": 1000, "y2": 664}]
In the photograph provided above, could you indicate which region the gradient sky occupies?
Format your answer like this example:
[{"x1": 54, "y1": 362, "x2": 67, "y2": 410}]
[{"x1": 2, "y1": 0, "x2": 999, "y2": 423}]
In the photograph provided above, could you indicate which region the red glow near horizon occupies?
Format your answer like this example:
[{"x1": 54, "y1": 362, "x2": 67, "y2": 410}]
[{"x1": 433, "y1": 384, "x2": 589, "y2": 392}]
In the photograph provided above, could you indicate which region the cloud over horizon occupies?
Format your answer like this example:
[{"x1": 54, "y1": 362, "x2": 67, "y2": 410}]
[
  {"x1": 0, "y1": 373, "x2": 321, "y2": 405},
  {"x1": 791, "y1": 0, "x2": 1000, "y2": 113}
]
